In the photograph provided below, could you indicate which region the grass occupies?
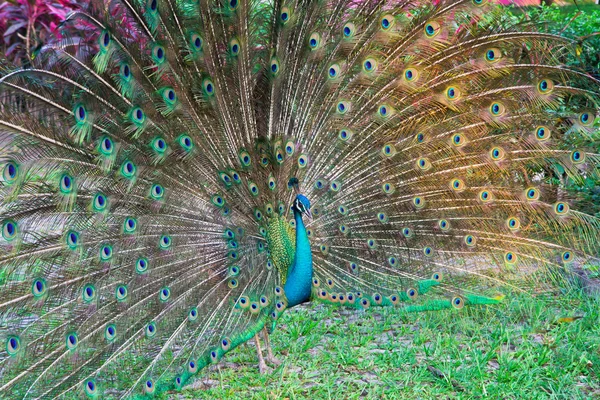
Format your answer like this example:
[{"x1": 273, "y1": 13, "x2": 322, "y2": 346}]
[{"x1": 162, "y1": 287, "x2": 600, "y2": 399}]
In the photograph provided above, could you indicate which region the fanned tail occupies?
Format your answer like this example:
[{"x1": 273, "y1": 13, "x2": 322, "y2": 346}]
[{"x1": 0, "y1": 0, "x2": 599, "y2": 398}]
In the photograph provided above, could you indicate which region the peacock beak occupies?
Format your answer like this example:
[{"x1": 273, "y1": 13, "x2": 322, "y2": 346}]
[{"x1": 304, "y1": 209, "x2": 312, "y2": 220}]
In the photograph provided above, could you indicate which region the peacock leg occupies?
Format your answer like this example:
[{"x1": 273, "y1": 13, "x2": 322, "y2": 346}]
[
  {"x1": 254, "y1": 333, "x2": 271, "y2": 374},
  {"x1": 262, "y1": 326, "x2": 282, "y2": 366}
]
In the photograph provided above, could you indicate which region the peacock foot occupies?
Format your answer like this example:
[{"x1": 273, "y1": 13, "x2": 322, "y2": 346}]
[
  {"x1": 266, "y1": 354, "x2": 282, "y2": 366},
  {"x1": 258, "y1": 360, "x2": 272, "y2": 374}
]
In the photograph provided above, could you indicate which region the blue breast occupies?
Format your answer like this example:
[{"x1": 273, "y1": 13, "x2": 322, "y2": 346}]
[{"x1": 283, "y1": 210, "x2": 313, "y2": 307}]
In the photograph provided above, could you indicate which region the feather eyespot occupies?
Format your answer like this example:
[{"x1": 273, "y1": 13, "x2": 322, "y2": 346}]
[
  {"x1": 537, "y1": 79, "x2": 554, "y2": 94},
  {"x1": 554, "y1": 202, "x2": 570, "y2": 215},
  {"x1": 336, "y1": 101, "x2": 350, "y2": 115},
  {"x1": 308, "y1": 32, "x2": 320, "y2": 49},
  {"x1": 6, "y1": 335, "x2": 21, "y2": 356},
  {"x1": 535, "y1": 126, "x2": 550, "y2": 141},
  {"x1": 330, "y1": 180, "x2": 341, "y2": 192},
  {"x1": 406, "y1": 288, "x2": 418, "y2": 299},
  {"x1": 145, "y1": 379, "x2": 155, "y2": 394},
  {"x1": 115, "y1": 285, "x2": 128, "y2": 301},
  {"x1": 380, "y1": 14, "x2": 394, "y2": 30},
  {"x1": 159, "y1": 287, "x2": 171, "y2": 302},
  {"x1": 328, "y1": 64, "x2": 341, "y2": 79},
  {"x1": 66, "y1": 333, "x2": 78, "y2": 350},
  {"x1": 159, "y1": 235, "x2": 172, "y2": 249},
  {"x1": 99, "y1": 31, "x2": 111, "y2": 48},
  {"x1": 2, "y1": 220, "x2": 18, "y2": 241},
  {"x1": 578, "y1": 111, "x2": 594, "y2": 126},
  {"x1": 571, "y1": 150, "x2": 585, "y2": 164},
  {"x1": 464, "y1": 235, "x2": 476, "y2": 247},
  {"x1": 489, "y1": 147, "x2": 505, "y2": 161},
  {"x1": 59, "y1": 173, "x2": 75, "y2": 194},
  {"x1": 298, "y1": 154, "x2": 309, "y2": 168},
  {"x1": 203, "y1": 78, "x2": 215, "y2": 96},
  {"x1": 382, "y1": 182, "x2": 395, "y2": 194},
  {"x1": 82, "y1": 284, "x2": 96, "y2": 302},
  {"x1": 377, "y1": 212, "x2": 389, "y2": 223},
  {"x1": 74, "y1": 104, "x2": 87, "y2": 123},
  {"x1": 432, "y1": 272, "x2": 443, "y2": 282},
  {"x1": 66, "y1": 230, "x2": 79, "y2": 249},
  {"x1": 270, "y1": 58, "x2": 280, "y2": 76},
  {"x1": 105, "y1": 324, "x2": 117, "y2": 341},
  {"x1": 484, "y1": 48, "x2": 501, "y2": 63},
  {"x1": 412, "y1": 196, "x2": 425, "y2": 209},
  {"x1": 121, "y1": 160, "x2": 136, "y2": 178},
  {"x1": 381, "y1": 143, "x2": 396, "y2": 158},
  {"x1": 2, "y1": 161, "x2": 18, "y2": 183},
  {"x1": 93, "y1": 193, "x2": 108, "y2": 212},
  {"x1": 136, "y1": 258, "x2": 149, "y2": 274},
  {"x1": 120, "y1": 63, "x2": 131, "y2": 81},
  {"x1": 189, "y1": 307, "x2": 199, "y2": 321},
  {"x1": 423, "y1": 246, "x2": 433, "y2": 257},
  {"x1": 506, "y1": 217, "x2": 520, "y2": 231},
  {"x1": 190, "y1": 33, "x2": 203, "y2": 51},
  {"x1": 489, "y1": 102, "x2": 506, "y2": 116},
  {"x1": 150, "y1": 184, "x2": 165, "y2": 200},
  {"x1": 280, "y1": 7, "x2": 291, "y2": 23},
  {"x1": 378, "y1": 104, "x2": 393, "y2": 118},
  {"x1": 451, "y1": 296, "x2": 464, "y2": 309},
  {"x1": 363, "y1": 58, "x2": 377, "y2": 73},
  {"x1": 343, "y1": 22, "x2": 356, "y2": 38},
  {"x1": 99, "y1": 137, "x2": 114, "y2": 155},
  {"x1": 451, "y1": 133, "x2": 466, "y2": 147},
  {"x1": 338, "y1": 129, "x2": 352, "y2": 141},
  {"x1": 424, "y1": 21, "x2": 441, "y2": 38},
  {"x1": 84, "y1": 380, "x2": 97, "y2": 396},
  {"x1": 479, "y1": 190, "x2": 493, "y2": 203},
  {"x1": 100, "y1": 244, "x2": 113, "y2": 261},
  {"x1": 438, "y1": 219, "x2": 450, "y2": 231},
  {"x1": 152, "y1": 45, "x2": 166, "y2": 64},
  {"x1": 32, "y1": 279, "x2": 47, "y2": 297},
  {"x1": 416, "y1": 158, "x2": 431, "y2": 171},
  {"x1": 504, "y1": 251, "x2": 517, "y2": 264},
  {"x1": 445, "y1": 86, "x2": 460, "y2": 101},
  {"x1": 404, "y1": 68, "x2": 419, "y2": 82},
  {"x1": 525, "y1": 187, "x2": 540, "y2": 201},
  {"x1": 227, "y1": 38, "x2": 240, "y2": 56},
  {"x1": 449, "y1": 179, "x2": 465, "y2": 192}
]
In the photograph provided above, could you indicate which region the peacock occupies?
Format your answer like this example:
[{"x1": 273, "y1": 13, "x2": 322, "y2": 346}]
[{"x1": 0, "y1": 0, "x2": 599, "y2": 397}]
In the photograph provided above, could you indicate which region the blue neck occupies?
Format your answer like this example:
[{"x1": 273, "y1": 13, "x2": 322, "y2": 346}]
[{"x1": 283, "y1": 210, "x2": 313, "y2": 307}]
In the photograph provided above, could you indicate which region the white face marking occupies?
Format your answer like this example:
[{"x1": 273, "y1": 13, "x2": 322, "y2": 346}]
[{"x1": 295, "y1": 198, "x2": 305, "y2": 213}]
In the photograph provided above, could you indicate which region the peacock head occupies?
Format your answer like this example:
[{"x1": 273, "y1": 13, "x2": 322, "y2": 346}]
[{"x1": 292, "y1": 194, "x2": 312, "y2": 219}]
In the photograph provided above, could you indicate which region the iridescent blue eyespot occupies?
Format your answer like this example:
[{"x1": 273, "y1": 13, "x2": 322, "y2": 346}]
[
  {"x1": 2, "y1": 162, "x2": 18, "y2": 183},
  {"x1": 136, "y1": 258, "x2": 148, "y2": 274},
  {"x1": 66, "y1": 230, "x2": 79, "y2": 249},
  {"x1": 6, "y1": 336, "x2": 20, "y2": 356},
  {"x1": 100, "y1": 244, "x2": 113, "y2": 261},
  {"x1": 82, "y1": 284, "x2": 95, "y2": 302},
  {"x1": 151, "y1": 184, "x2": 164, "y2": 200},
  {"x1": 32, "y1": 279, "x2": 47, "y2": 297},
  {"x1": 343, "y1": 22, "x2": 356, "y2": 38},
  {"x1": 159, "y1": 287, "x2": 171, "y2": 302},
  {"x1": 2, "y1": 220, "x2": 18, "y2": 241},
  {"x1": 105, "y1": 324, "x2": 117, "y2": 341}
]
